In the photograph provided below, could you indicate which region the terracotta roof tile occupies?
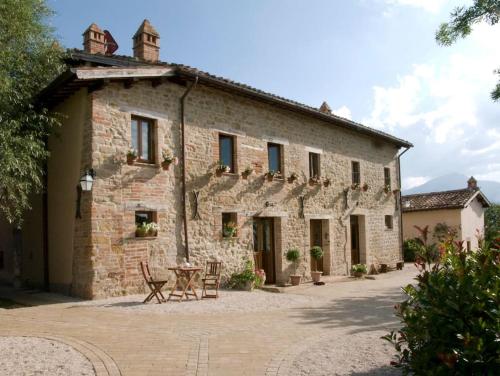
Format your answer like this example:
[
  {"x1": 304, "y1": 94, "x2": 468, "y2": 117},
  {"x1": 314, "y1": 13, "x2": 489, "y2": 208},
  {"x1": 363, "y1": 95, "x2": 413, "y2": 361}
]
[{"x1": 402, "y1": 189, "x2": 488, "y2": 212}]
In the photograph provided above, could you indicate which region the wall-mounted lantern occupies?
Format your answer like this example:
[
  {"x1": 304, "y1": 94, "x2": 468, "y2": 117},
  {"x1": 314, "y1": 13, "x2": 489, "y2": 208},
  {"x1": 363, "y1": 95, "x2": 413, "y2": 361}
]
[{"x1": 76, "y1": 169, "x2": 96, "y2": 218}]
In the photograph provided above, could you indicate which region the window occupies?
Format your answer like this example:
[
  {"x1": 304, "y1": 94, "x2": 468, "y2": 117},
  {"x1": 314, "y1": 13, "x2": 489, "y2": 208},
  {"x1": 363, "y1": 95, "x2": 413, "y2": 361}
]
[
  {"x1": 384, "y1": 167, "x2": 391, "y2": 187},
  {"x1": 385, "y1": 215, "x2": 393, "y2": 230},
  {"x1": 267, "y1": 143, "x2": 283, "y2": 174},
  {"x1": 135, "y1": 211, "x2": 158, "y2": 237},
  {"x1": 352, "y1": 161, "x2": 360, "y2": 184},
  {"x1": 131, "y1": 116, "x2": 155, "y2": 163},
  {"x1": 309, "y1": 153, "x2": 320, "y2": 178},
  {"x1": 222, "y1": 212, "x2": 238, "y2": 238},
  {"x1": 219, "y1": 134, "x2": 236, "y2": 173}
]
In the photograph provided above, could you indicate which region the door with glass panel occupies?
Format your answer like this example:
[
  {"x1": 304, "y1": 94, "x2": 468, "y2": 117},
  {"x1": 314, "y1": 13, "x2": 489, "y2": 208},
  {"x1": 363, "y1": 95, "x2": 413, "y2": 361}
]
[{"x1": 253, "y1": 218, "x2": 275, "y2": 284}]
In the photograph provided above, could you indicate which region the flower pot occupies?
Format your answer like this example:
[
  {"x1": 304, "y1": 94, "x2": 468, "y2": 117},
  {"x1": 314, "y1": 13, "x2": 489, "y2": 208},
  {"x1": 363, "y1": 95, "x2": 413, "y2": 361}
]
[
  {"x1": 267, "y1": 174, "x2": 275, "y2": 182},
  {"x1": 161, "y1": 161, "x2": 172, "y2": 170},
  {"x1": 380, "y1": 264, "x2": 388, "y2": 273},
  {"x1": 127, "y1": 155, "x2": 137, "y2": 165},
  {"x1": 135, "y1": 228, "x2": 148, "y2": 237},
  {"x1": 147, "y1": 229, "x2": 158, "y2": 237},
  {"x1": 290, "y1": 275, "x2": 301, "y2": 286},
  {"x1": 353, "y1": 271, "x2": 364, "y2": 278},
  {"x1": 311, "y1": 271, "x2": 323, "y2": 283},
  {"x1": 243, "y1": 280, "x2": 254, "y2": 291}
]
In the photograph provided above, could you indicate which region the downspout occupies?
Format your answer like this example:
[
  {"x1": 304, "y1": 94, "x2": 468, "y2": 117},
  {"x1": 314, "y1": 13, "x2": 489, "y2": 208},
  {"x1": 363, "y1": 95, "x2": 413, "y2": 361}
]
[
  {"x1": 180, "y1": 76, "x2": 198, "y2": 262},
  {"x1": 396, "y1": 146, "x2": 410, "y2": 261},
  {"x1": 42, "y1": 140, "x2": 50, "y2": 291}
]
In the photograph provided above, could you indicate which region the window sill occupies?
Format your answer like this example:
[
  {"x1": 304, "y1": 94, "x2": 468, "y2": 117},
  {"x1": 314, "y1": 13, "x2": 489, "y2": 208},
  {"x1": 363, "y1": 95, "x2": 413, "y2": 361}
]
[
  {"x1": 221, "y1": 172, "x2": 240, "y2": 178},
  {"x1": 128, "y1": 162, "x2": 159, "y2": 168},
  {"x1": 132, "y1": 236, "x2": 158, "y2": 240}
]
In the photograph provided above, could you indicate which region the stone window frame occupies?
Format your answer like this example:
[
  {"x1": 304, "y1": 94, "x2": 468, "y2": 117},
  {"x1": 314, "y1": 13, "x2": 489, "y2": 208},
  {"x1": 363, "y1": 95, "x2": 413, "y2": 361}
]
[
  {"x1": 351, "y1": 161, "x2": 361, "y2": 185},
  {"x1": 218, "y1": 133, "x2": 237, "y2": 173},
  {"x1": 384, "y1": 215, "x2": 393, "y2": 230},
  {"x1": 131, "y1": 115, "x2": 157, "y2": 164}
]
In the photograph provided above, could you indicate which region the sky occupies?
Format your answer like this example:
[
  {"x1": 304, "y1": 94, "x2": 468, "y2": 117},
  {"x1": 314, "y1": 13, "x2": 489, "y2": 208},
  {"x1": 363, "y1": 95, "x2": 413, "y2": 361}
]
[{"x1": 48, "y1": 0, "x2": 500, "y2": 190}]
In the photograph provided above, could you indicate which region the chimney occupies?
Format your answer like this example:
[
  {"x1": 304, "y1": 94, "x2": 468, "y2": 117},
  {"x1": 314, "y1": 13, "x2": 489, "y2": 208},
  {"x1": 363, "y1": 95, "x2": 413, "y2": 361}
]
[
  {"x1": 319, "y1": 101, "x2": 332, "y2": 114},
  {"x1": 467, "y1": 176, "x2": 478, "y2": 190},
  {"x1": 83, "y1": 23, "x2": 105, "y2": 54},
  {"x1": 133, "y1": 19, "x2": 160, "y2": 62}
]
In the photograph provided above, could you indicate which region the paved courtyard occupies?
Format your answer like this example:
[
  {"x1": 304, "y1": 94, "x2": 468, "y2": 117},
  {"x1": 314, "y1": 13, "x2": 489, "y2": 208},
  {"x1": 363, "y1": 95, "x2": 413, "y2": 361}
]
[{"x1": 0, "y1": 266, "x2": 418, "y2": 376}]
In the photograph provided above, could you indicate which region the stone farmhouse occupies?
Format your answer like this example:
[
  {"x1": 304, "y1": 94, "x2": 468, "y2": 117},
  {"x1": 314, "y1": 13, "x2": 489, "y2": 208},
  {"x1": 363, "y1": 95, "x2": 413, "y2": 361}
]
[
  {"x1": 0, "y1": 20, "x2": 412, "y2": 298},
  {"x1": 402, "y1": 177, "x2": 491, "y2": 250}
]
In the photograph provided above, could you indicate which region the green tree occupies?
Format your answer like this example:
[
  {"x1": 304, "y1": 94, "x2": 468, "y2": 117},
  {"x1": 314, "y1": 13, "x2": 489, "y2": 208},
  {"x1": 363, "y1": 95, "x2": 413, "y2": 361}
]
[
  {"x1": 436, "y1": 1, "x2": 500, "y2": 101},
  {"x1": 0, "y1": 0, "x2": 64, "y2": 225},
  {"x1": 485, "y1": 204, "x2": 500, "y2": 242}
]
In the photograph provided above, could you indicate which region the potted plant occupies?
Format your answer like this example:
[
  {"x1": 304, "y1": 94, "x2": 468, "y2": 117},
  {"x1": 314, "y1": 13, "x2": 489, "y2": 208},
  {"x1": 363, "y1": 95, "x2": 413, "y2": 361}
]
[
  {"x1": 288, "y1": 172, "x2": 298, "y2": 183},
  {"x1": 147, "y1": 222, "x2": 159, "y2": 237},
  {"x1": 351, "y1": 264, "x2": 367, "y2": 278},
  {"x1": 135, "y1": 222, "x2": 148, "y2": 237},
  {"x1": 309, "y1": 175, "x2": 321, "y2": 186},
  {"x1": 362, "y1": 183, "x2": 369, "y2": 192},
  {"x1": 266, "y1": 170, "x2": 279, "y2": 182},
  {"x1": 223, "y1": 221, "x2": 237, "y2": 238},
  {"x1": 310, "y1": 246, "x2": 324, "y2": 283},
  {"x1": 254, "y1": 269, "x2": 266, "y2": 287},
  {"x1": 384, "y1": 184, "x2": 391, "y2": 194},
  {"x1": 242, "y1": 166, "x2": 253, "y2": 178},
  {"x1": 286, "y1": 248, "x2": 301, "y2": 286},
  {"x1": 127, "y1": 149, "x2": 138, "y2": 165},
  {"x1": 229, "y1": 260, "x2": 256, "y2": 291},
  {"x1": 161, "y1": 150, "x2": 178, "y2": 171},
  {"x1": 216, "y1": 160, "x2": 230, "y2": 176},
  {"x1": 351, "y1": 182, "x2": 360, "y2": 190},
  {"x1": 323, "y1": 178, "x2": 331, "y2": 187}
]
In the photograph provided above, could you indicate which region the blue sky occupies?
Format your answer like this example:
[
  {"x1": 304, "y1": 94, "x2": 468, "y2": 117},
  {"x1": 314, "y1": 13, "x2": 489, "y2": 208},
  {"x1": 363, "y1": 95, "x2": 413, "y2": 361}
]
[{"x1": 49, "y1": 0, "x2": 500, "y2": 189}]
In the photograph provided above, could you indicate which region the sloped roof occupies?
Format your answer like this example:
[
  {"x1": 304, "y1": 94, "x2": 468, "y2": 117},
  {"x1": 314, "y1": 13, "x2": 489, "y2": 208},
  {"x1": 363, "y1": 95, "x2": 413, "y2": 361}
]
[
  {"x1": 41, "y1": 49, "x2": 412, "y2": 148},
  {"x1": 402, "y1": 189, "x2": 491, "y2": 212},
  {"x1": 133, "y1": 19, "x2": 159, "y2": 37}
]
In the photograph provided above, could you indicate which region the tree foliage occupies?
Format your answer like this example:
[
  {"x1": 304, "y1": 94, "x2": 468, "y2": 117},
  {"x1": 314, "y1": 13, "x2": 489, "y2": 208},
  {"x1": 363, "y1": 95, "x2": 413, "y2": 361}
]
[
  {"x1": 385, "y1": 237, "x2": 500, "y2": 375},
  {"x1": 436, "y1": 0, "x2": 500, "y2": 101},
  {"x1": 485, "y1": 204, "x2": 500, "y2": 243},
  {"x1": 0, "y1": 0, "x2": 64, "y2": 225}
]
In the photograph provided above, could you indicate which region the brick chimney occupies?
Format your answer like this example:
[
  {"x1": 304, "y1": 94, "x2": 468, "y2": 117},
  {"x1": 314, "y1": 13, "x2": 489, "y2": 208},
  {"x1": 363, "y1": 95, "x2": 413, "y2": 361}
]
[
  {"x1": 319, "y1": 101, "x2": 332, "y2": 114},
  {"x1": 133, "y1": 19, "x2": 160, "y2": 62},
  {"x1": 83, "y1": 23, "x2": 105, "y2": 54},
  {"x1": 467, "y1": 176, "x2": 478, "y2": 190}
]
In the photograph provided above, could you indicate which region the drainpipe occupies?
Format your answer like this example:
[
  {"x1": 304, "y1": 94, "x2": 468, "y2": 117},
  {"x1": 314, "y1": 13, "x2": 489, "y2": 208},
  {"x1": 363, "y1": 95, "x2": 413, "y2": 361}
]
[
  {"x1": 396, "y1": 146, "x2": 410, "y2": 261},
  {"x1": 180, "y1": 76, "x2": 198, "y2": 262}
]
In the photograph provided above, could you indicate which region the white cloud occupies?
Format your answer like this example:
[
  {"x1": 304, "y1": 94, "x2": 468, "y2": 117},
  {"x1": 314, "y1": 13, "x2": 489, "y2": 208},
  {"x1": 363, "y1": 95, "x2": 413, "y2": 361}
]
[
  {"x1": 403, "y1": 176, "x2": 431, "y2": 190},
  {"x1": 364, "y1": 23, "x2": 500, "y2": 183},
  {"x1": 332, "y1": 105, "x2": 352, "y2": 120},
  {"x1": 381, "y1": 0, "x2": 450, "y2": 14}
]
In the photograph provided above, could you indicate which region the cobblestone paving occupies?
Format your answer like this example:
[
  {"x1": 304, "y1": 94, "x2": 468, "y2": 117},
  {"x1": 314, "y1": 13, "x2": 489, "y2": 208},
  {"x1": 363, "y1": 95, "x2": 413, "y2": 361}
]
[{"x1": 0, "y1": 267, "x2": 417, "y2": 375}]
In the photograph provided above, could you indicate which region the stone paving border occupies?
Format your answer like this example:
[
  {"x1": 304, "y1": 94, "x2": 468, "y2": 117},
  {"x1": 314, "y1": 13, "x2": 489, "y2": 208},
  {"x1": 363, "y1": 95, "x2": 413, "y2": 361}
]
[{"x1": 1, "y1": 333, "x2": 121, "y2": 376}]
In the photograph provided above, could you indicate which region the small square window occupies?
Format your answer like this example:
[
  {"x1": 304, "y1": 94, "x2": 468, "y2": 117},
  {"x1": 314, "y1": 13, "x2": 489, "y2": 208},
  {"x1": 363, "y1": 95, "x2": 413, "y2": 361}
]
[
  {"x1": 131, "y1": 116, "x2": 156, "y2": 163},
  {"x1": 219, "y1": 134, "x2": 236, "y2": 173},
  {"x1": 384, "y1": 167, "x2": 391, "y2": 187},
  {"x1": 385, "y1": 215, "x2": 393, "y2": 230},
  {"x1": 268, "y1": 143, "x2": 283, "y2": 174},
  {"x1": 135, "y1": 211, "x2": 158, "y2": 237},
  {"x1": 222, "y1": 212, "x2": 238, "y2": 238},
  {"x1": 309, "y1": 153, "x2": 320, "y2": 178},
  {"x1": 352, "y1": 161, "x2": 360, "y2": 184}
]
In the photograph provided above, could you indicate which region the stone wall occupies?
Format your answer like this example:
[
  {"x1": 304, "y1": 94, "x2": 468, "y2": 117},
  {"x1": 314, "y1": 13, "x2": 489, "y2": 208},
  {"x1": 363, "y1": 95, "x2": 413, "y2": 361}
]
[{"x1": 82, "y1": 79, "x2": 402, "y2": 298}]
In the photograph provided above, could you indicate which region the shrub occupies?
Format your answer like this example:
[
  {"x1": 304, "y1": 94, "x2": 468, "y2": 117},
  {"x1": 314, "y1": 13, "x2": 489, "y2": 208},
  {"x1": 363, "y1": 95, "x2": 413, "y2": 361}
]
[
  {"x1": 403, "y1": 238, "x2": 421, "y2": 262},
  {"x1": 351, "y1": 264, "x2": 367, "y2": 274},
  {"x1": 228, "y1": 260, "x2": 256, "y2": 289},
  {"x1": 384, "y1": 239, "x2": 500, "y2": 375},
  {"x1": 310, "y1": 246, "x2": 323, "y2": 260},
  {"x1": 286, "y1": 248, "x2": 300, "y2": 262}
]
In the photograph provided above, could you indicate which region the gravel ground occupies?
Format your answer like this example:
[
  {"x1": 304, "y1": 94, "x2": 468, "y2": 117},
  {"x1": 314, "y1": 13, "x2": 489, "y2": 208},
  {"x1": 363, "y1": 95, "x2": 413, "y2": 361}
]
[
  {"x1": 289, "y1": 330, "x2": 401, "y2": 376},
  {"x1": 80, "y1": 289, "x2": 323, "y2": 314},
  {"x1": 0, "y1": 336, "x2": 95, "y2": 376}
]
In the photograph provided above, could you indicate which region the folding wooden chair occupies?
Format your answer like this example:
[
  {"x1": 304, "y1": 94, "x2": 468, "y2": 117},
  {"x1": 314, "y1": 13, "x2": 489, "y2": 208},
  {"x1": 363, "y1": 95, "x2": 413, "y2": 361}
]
[
  {"x1": 202, "y1": 261, "x2": 222, "y2": 299},
  {"x1": 140, "y1": 261, "x2": 168, "y2": 304}
]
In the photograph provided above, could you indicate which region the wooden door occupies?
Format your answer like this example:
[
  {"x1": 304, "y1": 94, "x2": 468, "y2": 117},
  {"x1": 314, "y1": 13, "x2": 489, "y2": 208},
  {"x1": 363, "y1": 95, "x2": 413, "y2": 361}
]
[
  {"x1": 310, "y1": 219, "x2": 323, "y2": 271},
  {"x1": 350, "y1": 216, "x2": 360, "y2": 265},
  {"x1": 253, "y1": 218, "x2": 275, "y2": 284}
]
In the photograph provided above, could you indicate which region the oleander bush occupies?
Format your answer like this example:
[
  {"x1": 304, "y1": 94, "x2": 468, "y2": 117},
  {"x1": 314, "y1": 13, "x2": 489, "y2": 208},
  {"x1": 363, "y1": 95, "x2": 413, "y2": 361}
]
[{"x1": 384, "y1": 236, "x2": 500, "y2": 375}]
